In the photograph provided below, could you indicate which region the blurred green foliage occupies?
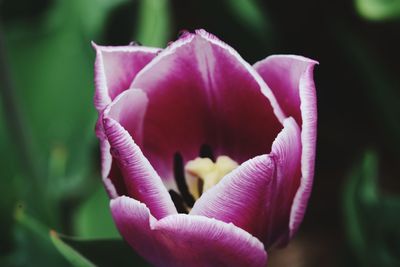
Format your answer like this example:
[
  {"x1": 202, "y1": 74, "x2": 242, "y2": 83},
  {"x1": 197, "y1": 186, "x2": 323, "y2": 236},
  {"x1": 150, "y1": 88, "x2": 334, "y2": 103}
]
[
  {"x1": 334, "y1": 22, "x2": 400, "y2": 151},
  {"x1": 355, "y1": 0, "x2": 400, "y2": 21},
  {"x1": 223, "y1": 0, "x2": 273, "y2": 39},
  {"x1": 0, "y1": 98, "x2": 19, "y2": 253},
  {"x1": 136, "y1": 0, "x2": 171, "y2": 46},
  {"x1": 51, "y1": 233, "x2": 151, "y2": 267},
  {"x1": 344, "y1": 152, "x2": 400, "y2": 267},
  {"x1": 0, "y1": 0, "x2": 171, "y2": 265},
  {"x1": 6, "y1": 204, "x2": 148, "y2": 267},
  {"x1": 73, "y1": 186, "x2": 120, "y2": 239},
  {"x1": 50, "y1": 231, "x2": 97, "y2": 267},
  {"x1": 3, "y1": 204, "x2": 70, "y2": 267}
]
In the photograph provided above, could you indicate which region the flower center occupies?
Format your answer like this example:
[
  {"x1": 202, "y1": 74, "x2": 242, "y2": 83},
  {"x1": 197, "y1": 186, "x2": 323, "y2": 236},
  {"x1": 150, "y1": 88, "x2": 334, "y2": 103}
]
[
  {"x1": 185, "y1": 156, "x2": 238, "y2": 200},
  {"x1": 169, "y1": 144, "x2": 238, "y2": 213}
]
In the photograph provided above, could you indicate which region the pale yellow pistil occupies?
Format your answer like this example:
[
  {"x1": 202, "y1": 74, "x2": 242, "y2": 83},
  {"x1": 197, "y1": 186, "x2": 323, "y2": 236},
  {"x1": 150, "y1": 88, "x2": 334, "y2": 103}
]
[{"x1": 185, "y1": 156, "x2": 238, "y2": 200}]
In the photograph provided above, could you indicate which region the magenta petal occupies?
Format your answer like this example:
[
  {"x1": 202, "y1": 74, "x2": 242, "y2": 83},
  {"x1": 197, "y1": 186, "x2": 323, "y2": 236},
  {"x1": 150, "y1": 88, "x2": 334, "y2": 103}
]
[
  {"x1": 111, "y1": 196, "x2": 267, "y2": 267},
  {"x1": 254, "y1": 55, "x2": 318, "y2": 238},
  {"x1": 104, "y1": 89, "x2": 148, "y2": 146},
  {"x1": 93, "y1": 43, "x2": 160, "y2": 111},
  {"x1": 191, "y1": 118, "x2": 301, "y2": 247},
  {"x1": 95, "y1": 118, "x2": 116, "y2": 196},
  {"x1": 110, "y1": 196, "x2": 162, "y2": 264},
  {"x1": 155, "y1": 215, "x2": 267, "y2": 267},
  {"x1": 130, "y1": 29, "x2": 283, "y2": 182},
  {"x1": 102, "y1": 99, "x2": 177, "y2": 218},
  {"x1": 253, "y1": 55, "x2": 318, "y2": 125},
  {"x1": 97, "y1": 89, "x2": 150, "y2": 197}
]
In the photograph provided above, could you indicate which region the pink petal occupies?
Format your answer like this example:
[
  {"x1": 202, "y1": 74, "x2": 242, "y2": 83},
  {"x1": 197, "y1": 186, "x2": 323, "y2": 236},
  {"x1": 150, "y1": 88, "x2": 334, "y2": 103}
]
[
  {"x1": 96, "y1": 89, "x2": 149, "y2": 197},
  {"x1": 104, "y1": 89, "x2": 148, "y2": 146},
  {"x1": 93, "y1": 43, "x2": 160, "y2": 112},
  {"x1": 111, "y1": 196, "x2": 267, "y2": 267},
  {"x1": 190, "y1": 118, "x2": 301, "y2": 247},
  {"x1": 110, "y1": 196, "x2": 162, "y2": 264},
  {"x1": 129, "y1": 29, "x2": 283, "y2": 182},
  {"x1": 254, "y1": 55, "x2": 318, "y2": 238},
  {"x1": 95, "y1": 118, "x2": 116, "y2": 197},
  {"x1": 96, "y1": 118, "x2": 128, "y2": 199},
  {"x1": 102, "y1": 92, "x2": 177, "y2": 218},
  {"x1": 253, "y1": 55, "x2": 318, "y2": 125}
]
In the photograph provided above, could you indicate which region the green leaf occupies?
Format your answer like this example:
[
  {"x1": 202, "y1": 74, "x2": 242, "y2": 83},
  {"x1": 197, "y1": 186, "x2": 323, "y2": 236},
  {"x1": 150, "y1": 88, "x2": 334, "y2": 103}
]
[
  {"x1": 135, "y1": 0, "x2": 171, "y2": 47},
  {"x1": 73, "y1": 186, "x2": 120, "y2": 239},
  {"x1": 14, "y1": 204, "x2": 149, "y2": 267},
  {"x1": 10, "y1": 204, "x2": 70, "y2": 267},
  {"x1": 50, "y1": 231, "x2": 96, "y2": 267},
  {"x1": 355, "y1": 0, "x2": 400, "y2": 21},
  {"x1": 52, "y1": 235, "x2": 151, "y2": 267}
]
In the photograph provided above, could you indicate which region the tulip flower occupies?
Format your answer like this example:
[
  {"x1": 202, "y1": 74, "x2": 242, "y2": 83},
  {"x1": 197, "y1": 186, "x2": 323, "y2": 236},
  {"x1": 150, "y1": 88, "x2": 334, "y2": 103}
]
[{"x1": 93, "y1": 29, "x2": 317, "y2": 267}]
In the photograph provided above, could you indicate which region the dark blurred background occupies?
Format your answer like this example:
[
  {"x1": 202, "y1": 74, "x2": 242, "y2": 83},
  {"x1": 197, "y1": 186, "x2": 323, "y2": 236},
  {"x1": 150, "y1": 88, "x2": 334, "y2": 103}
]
[{"x1": 0, "y1": 0, "x2": 399, "y2": 266}]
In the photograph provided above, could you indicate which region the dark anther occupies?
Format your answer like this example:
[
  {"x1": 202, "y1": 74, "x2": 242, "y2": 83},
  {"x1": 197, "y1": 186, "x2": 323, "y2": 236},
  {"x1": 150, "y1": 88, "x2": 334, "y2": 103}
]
[
  {"x1": 129, "y1": 41, "x2": 142, "y2": 46},
  {"x1": 199, "y1": 144, "x2": 215, "y2": 162},
  {"x1": 169, "y1": 190, "x2": 188, "y2": 214},
  {"x1": 173, "y1": 153, "x2": 195, "y2": 207}
]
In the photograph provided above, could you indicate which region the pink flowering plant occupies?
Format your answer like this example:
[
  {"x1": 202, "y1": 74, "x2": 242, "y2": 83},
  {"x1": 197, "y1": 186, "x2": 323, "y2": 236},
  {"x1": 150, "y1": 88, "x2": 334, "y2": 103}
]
[{"x1": 93, "y1": 29, "x2": 318, "y2": 267}]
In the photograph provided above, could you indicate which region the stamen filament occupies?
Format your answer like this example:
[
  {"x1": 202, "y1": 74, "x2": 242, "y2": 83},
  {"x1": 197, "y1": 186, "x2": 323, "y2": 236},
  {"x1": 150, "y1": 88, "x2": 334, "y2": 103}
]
[
  {"x1": 173, "y1": 152, "x2": 195, "y2": 207},
  {"x1": 168, "y1": 190, "x2": 188, "y2": 214}
]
